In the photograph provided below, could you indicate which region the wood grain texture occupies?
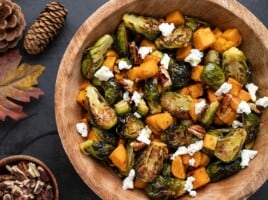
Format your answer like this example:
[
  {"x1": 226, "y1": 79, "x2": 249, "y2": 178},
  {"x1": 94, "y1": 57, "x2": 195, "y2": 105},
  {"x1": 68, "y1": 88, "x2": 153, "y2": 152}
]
[{"x1": 54, "y1": 0, "x2": 268, "y2": 199}]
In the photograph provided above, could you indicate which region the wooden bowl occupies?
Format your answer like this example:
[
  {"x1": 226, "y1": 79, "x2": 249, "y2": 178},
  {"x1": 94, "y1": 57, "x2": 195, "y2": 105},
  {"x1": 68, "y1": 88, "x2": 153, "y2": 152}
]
[
  {"x1": 55, "y1": 0, "x2": 268, "y2": 199},
  {"x1": 0, "y1": 155, "x2": 59, "y2": 199}
]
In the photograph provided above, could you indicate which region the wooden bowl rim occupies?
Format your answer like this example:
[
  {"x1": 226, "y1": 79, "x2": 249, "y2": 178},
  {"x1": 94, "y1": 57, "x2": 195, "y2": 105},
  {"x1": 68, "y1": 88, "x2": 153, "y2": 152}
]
[
  {"x1": 55, "y1": 0, "x2": 268, "y2": 199},
  {"x1": 0, "y1": 154, "x2": 59, "y2": 200}
]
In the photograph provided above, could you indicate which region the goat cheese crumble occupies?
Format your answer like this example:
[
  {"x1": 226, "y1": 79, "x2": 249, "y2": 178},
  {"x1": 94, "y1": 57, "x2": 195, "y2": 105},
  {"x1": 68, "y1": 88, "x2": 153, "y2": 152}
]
[
  {"x1": 122, "y1": 169, "x2": 135, "y2": 190},
  {"x1": 76, "y1": 122, "x2": 88, "y2": 137},
  {"x1": 158, "y1": 22, "x2": 175, "y2": 37},
  {"x1": 237, "y1": 101, "x2": 251, "y2": 115},
  {"x1": 184, "y1": 49, "x2": 204, "y2": 67},
  {"x1": 94, "y1": 66, "x2": 114, "y2": 81},
  {"x1": 189, "y1": 158, "x2": 196, "y2": 167},
  {"x1": 240, "y1": 149, "x2": 258, "y2": 168},
  {"x1": 232, "y1": 120, "x2": 243, "y2": 128},
  {"x1": 131, "y1": 91, "x2": 142, "y2": 106},
  {"x1": 256, "y1": 96, "x2": 268, "y2": 108},
  {"x1": 171, "y1": 146, "x2": 188, "y2": 160},
  {"x1": 134, "y1": 112, "x2": 142, "y2": 119},
  {"x1": 195, "y1": 99, "x2": 206, "y2": 115},
  {"x1": 118, "y1": 60, "x2": 132, "y2": 70},
  {"x1": 171, "y1": 140, "x2": 203, "y2": 159},
  {"x1": 137, "y1": 126, "x2": 152, "y2": 145},
  {"x1": 184, "y1": 176, "x2": 197, "y2": 197},
  {"x1": 245, "y1": 83, "x2": 258, "y2": 102},
  {"x1": 138, "y1": 46, "x2": 152, "y2": 59},
  {"x1": 123, "y1": 91, "x2": 130, "y2": 101},
  {"x1": 215, "y1": 82, "x2": 232, "y2": 96},
  {"x1": 160, "y1": 53, "x2": 171, "y2": 69}
]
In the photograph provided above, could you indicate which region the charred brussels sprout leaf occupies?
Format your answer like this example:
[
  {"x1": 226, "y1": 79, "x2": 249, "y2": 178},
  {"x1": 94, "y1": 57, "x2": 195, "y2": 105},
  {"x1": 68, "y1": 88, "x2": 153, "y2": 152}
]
[
  {"x1": 101, "y1": 78, "x2": 124, "y2": 105},
  {"x1": 207, "y1": 158, "x2": 241, "y2": 182},
  {"x1": 204, "y1": 49, "x2": 221, "y2": 65},
  {"x1": 145, "y1": 175, "x2": 186, "y2": 199},
  {"x1": 185, "y1": 16, "x2": 210, "y2": 31},
  {"x1": 155, "y1": 26, "x2": 192, "y2": 49},
  {"x1": 214, "y1": 128, "x2": 247, "y2": 163},
  {"x1": 242, "y1": 113, "x2": 260, "y2": 146},
  {"x1": 136, "y1": 142, "x2": 168, "y2": 182},
  {"x1": 80, "y1": 140, "x2": 115, "y2": 160},
  {"x1": 114, "y1": 100, "x2": 131, "y2": 116},
  {"x1": 202, "y1": 101, "x2": 220, "y2": 128},
  {"x1": 160, "y1": 92, "x2": 192, "y2": 119},
  {"x1": 161, "y1": 121, "x2": 194, "y2": 149},
  {"x1": 168, "y1": 61, "x2": 192, "y2": 89},
  {"x1": 144, "y1": 78, "x2": 162, "y2": 114},
  {"x1": 86, "y1": 85, "x2": 117, "y2": 130},
  {"x1": 81, "y1": 34, "x2": 113, "y2": 79},
  {"x1": 222, "y1": 47, "x2": 250, "y2": 85},
  {"x1": 201, "y1": 63, "x2": 225, "y2": 90},
  {"x1": 123, "y1": 13, "x2": 160, "y2": 40},
  {"x1": 120, "y1": 114, "x2": 144, "y2": 139},
  {"x1": 115, "y1": 22, "x2": 129, "y2": 57}
]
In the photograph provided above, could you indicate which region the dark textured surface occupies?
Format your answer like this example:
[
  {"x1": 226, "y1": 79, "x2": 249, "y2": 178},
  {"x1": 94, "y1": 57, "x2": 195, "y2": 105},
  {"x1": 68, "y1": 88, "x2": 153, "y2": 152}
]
[{"x1": 0, "y1": 0, "x2": 267, "y2": 199}]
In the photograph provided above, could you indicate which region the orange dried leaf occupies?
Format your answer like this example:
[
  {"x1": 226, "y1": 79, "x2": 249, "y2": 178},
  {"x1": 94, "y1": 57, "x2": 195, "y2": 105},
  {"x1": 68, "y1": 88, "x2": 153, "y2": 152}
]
[{"x1": 0, "y1": 49, "x2": 45, "y2": 121}]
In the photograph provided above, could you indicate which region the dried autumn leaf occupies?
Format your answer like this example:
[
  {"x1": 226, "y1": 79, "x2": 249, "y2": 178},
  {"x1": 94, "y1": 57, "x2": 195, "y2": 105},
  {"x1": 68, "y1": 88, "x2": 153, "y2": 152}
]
[{"x1": 0, "y1": 49, "x2": 45, "y2": 121}]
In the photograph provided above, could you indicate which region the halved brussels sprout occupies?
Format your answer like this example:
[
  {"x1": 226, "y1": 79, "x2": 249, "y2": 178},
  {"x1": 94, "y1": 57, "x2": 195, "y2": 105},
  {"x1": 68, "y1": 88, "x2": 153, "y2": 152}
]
[
  {"x1": 115, "y1": 22, "x2": 129, "y2": 57},
  {"x1": 201, "y1": 63, "x2": 225, "y2": 90},
  {"x1": 144, "y1": 78, "x2": 162, "y2": 114},
  {"x1": 121, "y1": 114, "x2": 145, "y2": 139}
]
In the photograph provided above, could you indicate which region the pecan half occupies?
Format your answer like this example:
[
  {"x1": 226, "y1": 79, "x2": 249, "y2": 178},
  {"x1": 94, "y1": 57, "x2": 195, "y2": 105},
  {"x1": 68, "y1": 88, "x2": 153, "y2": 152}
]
[{"x1": 187, "y1": 124, "x2": 206, "y2": 139}]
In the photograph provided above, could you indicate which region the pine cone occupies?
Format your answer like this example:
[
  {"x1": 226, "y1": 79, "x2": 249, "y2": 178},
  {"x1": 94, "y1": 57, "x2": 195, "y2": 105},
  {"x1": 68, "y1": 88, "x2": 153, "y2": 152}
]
[
  {"x1": 23, "y1": 1, "x2": 68, "y2": 55},
  {"x1": 0, "y1": 0, "x2": 26, "y2": 53}
]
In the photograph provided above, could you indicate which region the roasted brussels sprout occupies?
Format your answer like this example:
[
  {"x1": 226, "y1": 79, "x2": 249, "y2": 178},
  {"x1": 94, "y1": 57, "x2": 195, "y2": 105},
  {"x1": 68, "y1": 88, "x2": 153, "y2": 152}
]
[
  {"x1": 161, "y1": 162, "x2": 172, "y2": 177},
  {"x1": 137, "y1": 98, "x2": 149, "y2": 116},
  {"x1": 81, "y1": 34, "x2": 113, "y2": 79},
  {"x1": 206, "y1": 128, "x2": 234, "y2": 138},
  {"x1": 114, "y1": 100, "x2": 131, "y2": 116},
  {"x1": 201, "y1": 63, "x2": 226, "y2": 90},
  {"x1": 135, "y1": 142, "x2": 168, "y2": 182},
  {"x1": 207, "y1": 158, "x2": 241, "y2": 182},
  {"x1": 80, "y1": 140, "x2": 115, "y2": 160},
  {"x1": 145, "y1": 175, "x2": 186, "y2": 199},
  {"x1": 101, "y1": 78, "x2": 124, "y2": 105},
  {"x1": 161, "y1": 121, "x2": 194, "y2": 149},
  {"x1": 160, "y1": 92, "x2": 192, "y2": 119},
  {"x1": 185, "y1": 16, "x2": 210, "y2": 31},
  {"x1": 120, "y1": 114, "x2": 145, "y2": 139},
  {"x1": 168, "y1": 61, "x2": 192, "y2": 89},
  {"x1": 86, "y1": 85, "x2": 117, "y2": 130},
  {"x1": 120, "y1": 142, "x2": 135, "y2": 176},
  {"x1": 90, "y1": 127, "x2": 118, "y2": 146},
  {"x1": 204, "y1": 49, "x2": 221, "y2": 65},
  {"x1": 123, "y1": 13, "x2": 160, "y2": 40},
  {"x1": 201, "y1": 101, "x2": 220, "y2": 128},
  {"x1": 222, "y1": 47, "x2": 250, "y2": 85},
  {"x1": 242, "y1": 113, "x2": 260, "y2": 146},
  {"x1": 115, "y1": 22, "x2": 129, "y2": 57},
  {"x1": 155, "y1": 26, "x2": 192, "y2": 49},
  {"x1": 214, "y1": 128, "x2": 247, "y2": 163},
  {"x1": 144, "y1": 78, "x2": 162, "y2": 114}
]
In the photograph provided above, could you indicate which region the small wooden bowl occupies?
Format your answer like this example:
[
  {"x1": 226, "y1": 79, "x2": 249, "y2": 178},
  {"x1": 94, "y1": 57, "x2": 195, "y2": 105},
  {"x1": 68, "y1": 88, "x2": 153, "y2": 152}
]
[
  {"x1": 0, "y1": 155, "x2": 59, "y2": 200},
  {"x1": 55, "y1": 0, "x2": 268, "y2": 199}
]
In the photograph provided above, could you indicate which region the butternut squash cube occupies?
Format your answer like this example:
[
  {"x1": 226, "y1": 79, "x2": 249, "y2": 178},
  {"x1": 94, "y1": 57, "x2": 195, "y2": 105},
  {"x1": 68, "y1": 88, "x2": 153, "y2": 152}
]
[
  {"x1": 191, "y1": 167, "x2": 210, "y2": 189},
  {"x1": 166, "y1": 10, "x2": 185, "y2": 25},
  {"x1": 203, "y1": 134, "x2": 218, "y2": 150},
  {"x1": 109, "y1": 143, "x2": 128, "y2": 172},
  {"x1": 171, "y1": 156, "x2": 186, "y2": 179},
  {"x1": 193, "y1": 27, "x2": 216, "y2": 51}
]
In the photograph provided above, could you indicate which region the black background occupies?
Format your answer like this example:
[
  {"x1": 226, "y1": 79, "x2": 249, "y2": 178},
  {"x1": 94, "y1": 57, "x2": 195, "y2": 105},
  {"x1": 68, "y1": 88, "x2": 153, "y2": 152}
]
[{"x1": 0, "y1": 0, "x2": 267, "y2": 199}]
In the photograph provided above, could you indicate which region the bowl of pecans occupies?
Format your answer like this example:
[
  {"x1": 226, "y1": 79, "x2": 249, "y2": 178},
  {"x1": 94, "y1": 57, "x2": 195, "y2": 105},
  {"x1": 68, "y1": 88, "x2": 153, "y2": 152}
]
[
  {"x1": 55, "y1": 0, "x2": 268, "y2": 199},
  {"x1": 0, "y1": 155, "x2": 59, "y2": 200}
]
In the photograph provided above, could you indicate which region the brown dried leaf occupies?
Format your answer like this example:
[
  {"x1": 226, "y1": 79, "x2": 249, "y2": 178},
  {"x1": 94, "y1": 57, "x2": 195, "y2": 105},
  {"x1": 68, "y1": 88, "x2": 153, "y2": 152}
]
[{"x1": 0, "y1": 49, "x2": 45, "y2": 121}]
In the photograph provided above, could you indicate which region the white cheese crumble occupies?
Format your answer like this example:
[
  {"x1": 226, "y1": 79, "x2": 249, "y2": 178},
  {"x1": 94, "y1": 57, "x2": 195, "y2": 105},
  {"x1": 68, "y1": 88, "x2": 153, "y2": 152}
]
[
  {"x1": 245, "y1": 83, "x2": 258, "y2": 102},
  {"x1": 137, "y1": 126, "x2": 152, "y2": 145},
  {"x1": 184, "y1": 49, "x2": 204, "y2": 67},
  {"x1": 256, "y1": 96, "x2": 268, "y2": 108},
  {"x1": 94, "y1": 66, "x2": 114, "y2": 81},
  {"x1": 158, "y1": 22, "x2": 175, "y2": 37},
  {"x1": 184, "y1": 176, "x2": 197, "y2": 197},
  {"x1": 237, "y1": 101, "x2": 251, "y2": 115},
  {"x1": 123, "y1": 91, "x2": 130, "y2": 101},
  {"x1": 131, "y1": 91, "x2": 142, "y2": 106},
  {"x1": 171, "y1": 140, "x2": 203, "y2": 159},
  {"x1": 76, "y1": 122, "x2": 88, "y2": 137},
  {"x1": 118, "y1": 60, "x2": 132, "y2": 70},
  {"x1": 188, "y1": 140, "x2": 203, "y2": 156},
  {"x1": 134, "y1": 112, "x2": 142, "y2": 119},
  {"x1": 232, "y1": 120, "x2": 243, "y2": 128},
  {"x1": 160, "y1": 53, "x2": 171, "y2": 69},
  {"x1": 195, "y1": 100, "x2": 206, "y2": 115},
  {"x1": 171, "y1": 146, "x2": 188, "y2": 160},
  {"x1": 122, "y1": 169, "x2": 135, "y2": 190},
  {"x1": 215, "y1": 82, "x2": 232, "y2": 96},
  {"x1": 240, "y1": 149, "x2": 258, "y2": 168},
  {"x1": 189, "y1": 158, "x2": 196, "y2": 167},
  {"x1": 138, "y1": 46, "x2": 152, "y2": 59}
]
